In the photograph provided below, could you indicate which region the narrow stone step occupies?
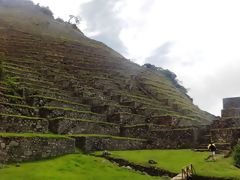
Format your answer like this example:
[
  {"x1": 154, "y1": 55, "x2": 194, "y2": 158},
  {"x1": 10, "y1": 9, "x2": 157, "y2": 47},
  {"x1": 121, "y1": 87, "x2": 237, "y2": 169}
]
[{"x1": 0, "y1": 133, "x2": 75, "y2": 163}]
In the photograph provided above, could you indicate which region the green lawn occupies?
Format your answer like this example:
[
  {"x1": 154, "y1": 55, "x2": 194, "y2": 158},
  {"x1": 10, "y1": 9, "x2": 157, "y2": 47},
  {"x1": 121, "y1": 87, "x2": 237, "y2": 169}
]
[
  {"x1": 0, "y1": 154, "x2": 162, "y2": 180},
  {"x1": 106, "y1": 150, "x2": 240, "y2": 179}
]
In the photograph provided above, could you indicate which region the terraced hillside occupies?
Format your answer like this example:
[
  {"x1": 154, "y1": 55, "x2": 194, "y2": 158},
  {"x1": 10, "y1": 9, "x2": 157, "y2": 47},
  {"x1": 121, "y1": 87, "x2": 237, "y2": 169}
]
[{"x1": 0, "y1": 0, "x2": 215, "y2": 162}]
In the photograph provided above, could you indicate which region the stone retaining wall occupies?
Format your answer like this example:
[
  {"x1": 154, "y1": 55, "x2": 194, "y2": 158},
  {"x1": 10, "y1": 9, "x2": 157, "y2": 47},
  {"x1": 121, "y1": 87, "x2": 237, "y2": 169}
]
[
  {"x1": 107, "y1": 113, "x2": 145, "y2": 125},
  {"x1": 211, "y1": 128, "x2": 240, "y2": 144},
  {"x1": 211, "y1": 118, "x2": 240, "y2": 129},
  {"x1": 0, "y1": 115, "x2": 48, "y2": 133},
  {"x1": 149, "y1": 128, "x2": 198, "y2": 149},
  {"x1": 221, "y1": 108, "x2": 240, "y2": 118},
  {"x1": 49, "y1": 119, "x2": 120, "y2": 136},
  {"x1": 39, "y1": 107, "x2": 105, "y2": 121},
  {"x1": 0, "y1": 136, "x2": 75, "y2": 162},
  {"x1": 120, "y1": 124, "x2": 166, "y2": 138},
  {"x1": 74, "y1": 136, "x2": 147, "y2": 153}
]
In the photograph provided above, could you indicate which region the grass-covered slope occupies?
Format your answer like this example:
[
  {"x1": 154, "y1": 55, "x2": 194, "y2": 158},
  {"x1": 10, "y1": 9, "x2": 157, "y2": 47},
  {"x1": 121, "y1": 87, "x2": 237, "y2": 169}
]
[
  {"x1": 106, "y1": 150, "x2": 240, "y2": 179},
  {"x1": 0, "y1": 154, "x2": 161, "y2": 180}
]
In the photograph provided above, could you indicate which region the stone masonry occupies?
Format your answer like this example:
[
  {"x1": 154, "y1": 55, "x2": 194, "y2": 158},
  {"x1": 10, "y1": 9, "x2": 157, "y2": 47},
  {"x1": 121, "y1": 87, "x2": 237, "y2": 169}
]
[{"x1": 0, "y1": 136, "x2": 75, "y2": 163}]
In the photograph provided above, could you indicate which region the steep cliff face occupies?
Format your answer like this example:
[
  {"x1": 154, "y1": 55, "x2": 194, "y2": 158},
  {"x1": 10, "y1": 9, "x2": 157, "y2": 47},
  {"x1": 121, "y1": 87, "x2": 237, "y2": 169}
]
[{"x1": 0, "y1": 0, "x2": 215, "y2": 161}]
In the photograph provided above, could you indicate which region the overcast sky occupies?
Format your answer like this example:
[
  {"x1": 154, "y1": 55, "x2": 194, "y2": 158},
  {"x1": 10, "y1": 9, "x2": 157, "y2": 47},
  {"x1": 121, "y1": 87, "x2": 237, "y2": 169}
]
[{"x1": 32, "y1": 0, "x2": 240, "y2": 116}]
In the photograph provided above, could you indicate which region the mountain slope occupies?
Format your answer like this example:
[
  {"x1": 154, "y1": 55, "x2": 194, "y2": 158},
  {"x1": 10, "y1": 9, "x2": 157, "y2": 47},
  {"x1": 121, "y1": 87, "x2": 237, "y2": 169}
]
[{"x1": 0, "y1": 0, "x2": 215, "y2": 162}]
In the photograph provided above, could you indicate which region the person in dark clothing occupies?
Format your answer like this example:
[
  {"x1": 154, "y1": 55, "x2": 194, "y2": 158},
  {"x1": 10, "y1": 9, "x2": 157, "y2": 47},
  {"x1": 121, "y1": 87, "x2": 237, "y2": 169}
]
[{"x1": 205, "y1": 142, "x2": 217, "y2": 161}]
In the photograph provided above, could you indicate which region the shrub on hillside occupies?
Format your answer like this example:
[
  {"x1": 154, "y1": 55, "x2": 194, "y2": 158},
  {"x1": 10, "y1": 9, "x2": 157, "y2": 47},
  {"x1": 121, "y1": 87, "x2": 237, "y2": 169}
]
[
  {"x1": 56, "y1": 18, "x2": 65, "y2": 23},
  {"x1": 234, "y1": 144, "x2": 240, "y2": 167},
  {"x1": 143, "y1": 63, "x2": 188, "y2": 94}
]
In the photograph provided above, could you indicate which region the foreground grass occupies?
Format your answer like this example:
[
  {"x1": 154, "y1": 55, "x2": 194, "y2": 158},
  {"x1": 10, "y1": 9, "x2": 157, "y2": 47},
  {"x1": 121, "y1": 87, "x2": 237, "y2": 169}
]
[
  {"x1": 0, "y1": 154, "x2": 162, "y2": 180},
  {"x1": 107, "y1": 150, "x2": 240, "y2": 179}
]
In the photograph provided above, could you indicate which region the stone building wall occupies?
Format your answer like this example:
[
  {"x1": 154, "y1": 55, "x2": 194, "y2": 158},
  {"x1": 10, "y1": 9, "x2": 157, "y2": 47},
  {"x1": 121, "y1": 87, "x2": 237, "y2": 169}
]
[
  {"x1": 0, "y1": 136, "x2": 75, "y2": 162},
  {"x1": 223, "y1": 97, "x2": 240, "y2": 109},
  {"x1": 222, "y1": 97, "x2": 240, "y2": 118}
]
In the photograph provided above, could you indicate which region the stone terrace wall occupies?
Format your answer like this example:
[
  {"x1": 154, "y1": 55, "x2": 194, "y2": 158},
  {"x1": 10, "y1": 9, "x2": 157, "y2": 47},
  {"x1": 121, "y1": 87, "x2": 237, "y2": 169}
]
[
  {"x1": 222, "y1": 109, "x2": 240, "y2": 118},
  {"x1": 0, "y1": 115, "x2": 48, "y2": 133},
  {"x1": 120, "y1": 124, "x2": 166, "y2": 139},
  {"x1": 74, "y1": 136, "x2": 147, "y2": 153},
  {"x1": 49, "y1": 119, "x2": 120, "y2": 136},
  {"x1": 211, "y1": 118, "x2": 240, "y2": 129},
  {"x1": 149, "y1": 128, "x2": 198, "y2": 149},
  {"x1": 211, "y1": 128, "x2": 240, "y2": 145},
  {"x1": 0, "y1": 137, "x2": 75, "y2": 162}
]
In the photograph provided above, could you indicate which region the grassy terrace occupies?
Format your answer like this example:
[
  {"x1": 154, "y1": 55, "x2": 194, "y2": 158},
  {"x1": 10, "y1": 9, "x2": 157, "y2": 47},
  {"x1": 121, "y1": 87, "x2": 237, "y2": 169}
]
[
  {"x1": 0, "y1": 113, "x2": 43, "y2": 120},
  {"x1": 70, "y1": 134, "x2": 147, "y2": 141},
  {"x1": 103, "y1": 150, "x2": 240, "y2": 179},
  {"x1": 0, "y1": 133, "x2": 71, "y2": 139},
  {"x1": 0, "y1": 93, "x2": 24, "y2": 100},
  {"x1": 0, "y1": 154, "x2": 159, "y2": 180}
]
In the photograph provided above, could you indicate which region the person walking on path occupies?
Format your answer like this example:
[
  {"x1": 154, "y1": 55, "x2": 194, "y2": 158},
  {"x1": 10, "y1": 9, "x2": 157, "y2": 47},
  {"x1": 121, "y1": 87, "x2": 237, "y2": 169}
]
[{"x1": 205, "y1": 142, "x2": 217, "y2": 161}]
